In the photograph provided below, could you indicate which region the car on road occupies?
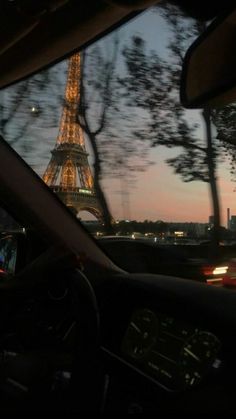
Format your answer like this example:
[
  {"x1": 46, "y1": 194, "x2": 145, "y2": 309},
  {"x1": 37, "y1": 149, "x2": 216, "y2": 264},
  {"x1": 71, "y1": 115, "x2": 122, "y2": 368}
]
[{"x1": 99, "y1": 236, "x2": 210, "y2": 281}]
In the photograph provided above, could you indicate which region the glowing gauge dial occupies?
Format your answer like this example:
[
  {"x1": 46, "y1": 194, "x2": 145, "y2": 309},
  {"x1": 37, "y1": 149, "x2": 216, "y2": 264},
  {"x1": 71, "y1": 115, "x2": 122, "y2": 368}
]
[
  {"x1": 122, "y1": 309, "x2": 159, "y2": 360},
  {"x1": 180, "y1": 331, "x2": 221, "y2": 387}
]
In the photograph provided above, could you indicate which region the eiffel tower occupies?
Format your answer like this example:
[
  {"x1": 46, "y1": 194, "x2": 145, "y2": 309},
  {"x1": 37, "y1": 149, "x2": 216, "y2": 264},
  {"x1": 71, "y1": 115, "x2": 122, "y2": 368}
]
[{"x1": 43, "y1": 53, "x2": 103, "y2": 221}]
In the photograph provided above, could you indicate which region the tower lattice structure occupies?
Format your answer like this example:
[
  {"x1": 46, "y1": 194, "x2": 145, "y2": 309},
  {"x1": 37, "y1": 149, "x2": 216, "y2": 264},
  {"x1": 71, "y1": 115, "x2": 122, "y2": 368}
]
[{"x1": 43, "y1": 53, "x2": 103, "y2": 220}]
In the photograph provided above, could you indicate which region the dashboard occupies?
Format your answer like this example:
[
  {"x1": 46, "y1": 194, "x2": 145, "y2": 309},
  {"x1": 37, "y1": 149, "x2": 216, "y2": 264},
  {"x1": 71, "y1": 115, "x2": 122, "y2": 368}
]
[
  {"x1": 121, "y1": 308, "x2": 221, "y2": 391},
  {"x1": 97, "y1": 272, "x2": 236, "y2": 414},
  {"x1": 0, "y1": 266, "x2": 234, "y2": 415}
]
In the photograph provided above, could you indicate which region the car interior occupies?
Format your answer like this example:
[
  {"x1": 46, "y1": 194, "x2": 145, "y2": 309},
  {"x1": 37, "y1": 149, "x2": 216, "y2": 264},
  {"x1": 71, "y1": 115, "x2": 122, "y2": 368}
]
[{"x1": 1, "y1": 0, "x2": 236, "y2": 415}]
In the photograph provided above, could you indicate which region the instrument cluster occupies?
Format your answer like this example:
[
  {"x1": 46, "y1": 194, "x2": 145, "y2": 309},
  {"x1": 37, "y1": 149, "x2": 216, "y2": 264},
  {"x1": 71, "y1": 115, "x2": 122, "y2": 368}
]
[{"x1": 121, "y1": 309, "x2": 221, "y2": 391}]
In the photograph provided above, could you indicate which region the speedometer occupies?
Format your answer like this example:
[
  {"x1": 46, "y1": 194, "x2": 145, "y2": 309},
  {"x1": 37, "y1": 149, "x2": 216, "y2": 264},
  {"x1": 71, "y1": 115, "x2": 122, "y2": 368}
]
[
  {"x1": 180, "y1": 331, "x2": 221, "y2": 387},
  {"x1": 122, "y1": 309, "x2": 159, "y2": 360}
]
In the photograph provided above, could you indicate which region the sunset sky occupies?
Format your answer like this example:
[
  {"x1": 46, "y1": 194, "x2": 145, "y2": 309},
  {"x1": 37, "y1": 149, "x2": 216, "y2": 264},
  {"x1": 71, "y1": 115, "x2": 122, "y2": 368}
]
[
  {"x1": 97, "y1": 8, "x2": 236, "y2": 227},
  {"x1": 102, "y1": 147, "x2": 235, "y2": 227}
]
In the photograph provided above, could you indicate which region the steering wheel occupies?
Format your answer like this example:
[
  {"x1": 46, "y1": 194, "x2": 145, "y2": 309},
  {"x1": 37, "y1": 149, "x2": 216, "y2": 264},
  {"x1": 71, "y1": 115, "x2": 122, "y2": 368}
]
[{"x1": 0, "y1": 249, "x2": 101, "y2": 415}]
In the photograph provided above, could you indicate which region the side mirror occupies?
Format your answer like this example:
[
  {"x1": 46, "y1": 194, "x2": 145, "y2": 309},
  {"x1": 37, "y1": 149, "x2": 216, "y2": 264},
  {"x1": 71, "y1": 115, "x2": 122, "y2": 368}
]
[
  {"x1": 0, "y1": 233, "x2": 18, "y2": 275},
  {"x1": 181, "y1": 7, "x2": 236, "y2": 108},
  {"x1": 0, "y1": 231, "x2": 29, "y2": 275}
]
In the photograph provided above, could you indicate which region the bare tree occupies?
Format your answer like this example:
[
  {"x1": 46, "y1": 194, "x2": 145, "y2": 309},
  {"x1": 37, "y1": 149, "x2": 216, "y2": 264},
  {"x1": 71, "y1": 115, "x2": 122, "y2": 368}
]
[
  {"x1": 0, "y1": 64, "x2": 65, "y2": 163},
  {"x1": 121, "y1": 4, "x2": 228, "y2": 256},
  {"x1": 78, "y1": 35, "x2": 152, "y2": 233}
]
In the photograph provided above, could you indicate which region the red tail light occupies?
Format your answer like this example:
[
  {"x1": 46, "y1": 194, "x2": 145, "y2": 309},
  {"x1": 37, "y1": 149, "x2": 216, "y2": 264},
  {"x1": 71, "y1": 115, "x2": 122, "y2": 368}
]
[
  {"x1": 222, "y1": 260, "x2": 236, "y2": 287},
  {"x1": 202, "y1": 265, "x2": 229, "y2": 285},
  {"x1": 202, "y1": 265, "x2": 215, "y2": 276}
]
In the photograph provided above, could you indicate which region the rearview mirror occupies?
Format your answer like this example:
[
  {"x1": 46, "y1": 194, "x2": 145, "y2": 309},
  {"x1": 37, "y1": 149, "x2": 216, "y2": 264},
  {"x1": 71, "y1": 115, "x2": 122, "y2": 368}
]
[{"x1": 181, "y1": 7, "x2": 236, "y2": 108}]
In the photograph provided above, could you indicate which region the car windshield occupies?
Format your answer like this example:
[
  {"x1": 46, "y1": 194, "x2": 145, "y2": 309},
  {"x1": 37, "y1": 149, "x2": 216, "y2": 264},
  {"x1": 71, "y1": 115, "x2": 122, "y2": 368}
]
[{"x1": 1, "y1": 4, "x2": 236, "y2": 285}]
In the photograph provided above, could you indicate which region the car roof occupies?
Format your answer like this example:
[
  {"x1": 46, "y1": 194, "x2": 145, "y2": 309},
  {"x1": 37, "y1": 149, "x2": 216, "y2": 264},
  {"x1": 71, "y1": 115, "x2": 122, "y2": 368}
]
[
  {"x1": 0, "y1": 0, "x2": 233, "y2": 89},
  {"x1": 0, "y1": 0, "x2": 158, "y2": 88}
]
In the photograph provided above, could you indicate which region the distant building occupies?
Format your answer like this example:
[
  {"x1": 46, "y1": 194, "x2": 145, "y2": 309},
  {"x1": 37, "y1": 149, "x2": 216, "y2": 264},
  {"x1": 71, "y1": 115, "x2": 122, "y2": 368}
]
[
  {"x1": 194, "y1": 223, "x2": 208, "y2": 236},
  {"x1": 209, "y1": 215, "x2": 214, "y2": 226},
  {"x1": 167, "y1": 222, "x2": 208, "y2": 238},
  {"x1": 230, "y1": 215, "x2": 236, "y2": 231}
]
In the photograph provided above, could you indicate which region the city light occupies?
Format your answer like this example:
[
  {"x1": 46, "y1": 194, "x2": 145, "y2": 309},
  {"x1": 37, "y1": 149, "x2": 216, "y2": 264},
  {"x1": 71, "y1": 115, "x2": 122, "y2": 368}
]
[
  {"x1": 79, "y1": 189, "x2": 92, "y2": 195},
  {"x1": 30, "y1": 105, "x2": 40, "y2": 115},
  {"x1": 213, "y1": 266, "x2": 228, "y2": 275},
  {"x1": 174, "y1": 231, "x2": 185, "y2": 237}
]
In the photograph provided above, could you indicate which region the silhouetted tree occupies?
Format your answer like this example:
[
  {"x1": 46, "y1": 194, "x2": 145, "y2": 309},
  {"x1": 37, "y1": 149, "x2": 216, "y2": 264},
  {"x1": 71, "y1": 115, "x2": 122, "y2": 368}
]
[
  {"x1": 79, "y1": 35, "x2": 152, "y2": 233},
  {"x1": 0, "y1": 62, "x2": 65, "y2": 166},
  {"x1": 121, "y1": 4, "x2": 227, "y2": 255},
  {"x1": 212, "y1": 104, "x2": 236, "y2": 183}
]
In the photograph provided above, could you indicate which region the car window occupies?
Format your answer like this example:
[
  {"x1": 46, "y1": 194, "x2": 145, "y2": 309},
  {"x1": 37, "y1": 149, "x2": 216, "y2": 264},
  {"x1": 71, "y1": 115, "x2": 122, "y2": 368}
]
[{"x1": 0, "y1": 6, "x2": 235, "y2": 284}]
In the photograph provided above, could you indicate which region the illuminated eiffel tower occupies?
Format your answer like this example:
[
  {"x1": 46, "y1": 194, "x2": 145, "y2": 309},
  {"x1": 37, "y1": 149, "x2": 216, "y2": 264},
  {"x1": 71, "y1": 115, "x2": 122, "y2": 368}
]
[{"x1": 43, "y1": 53, "x2": 103, "y2": 220}]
